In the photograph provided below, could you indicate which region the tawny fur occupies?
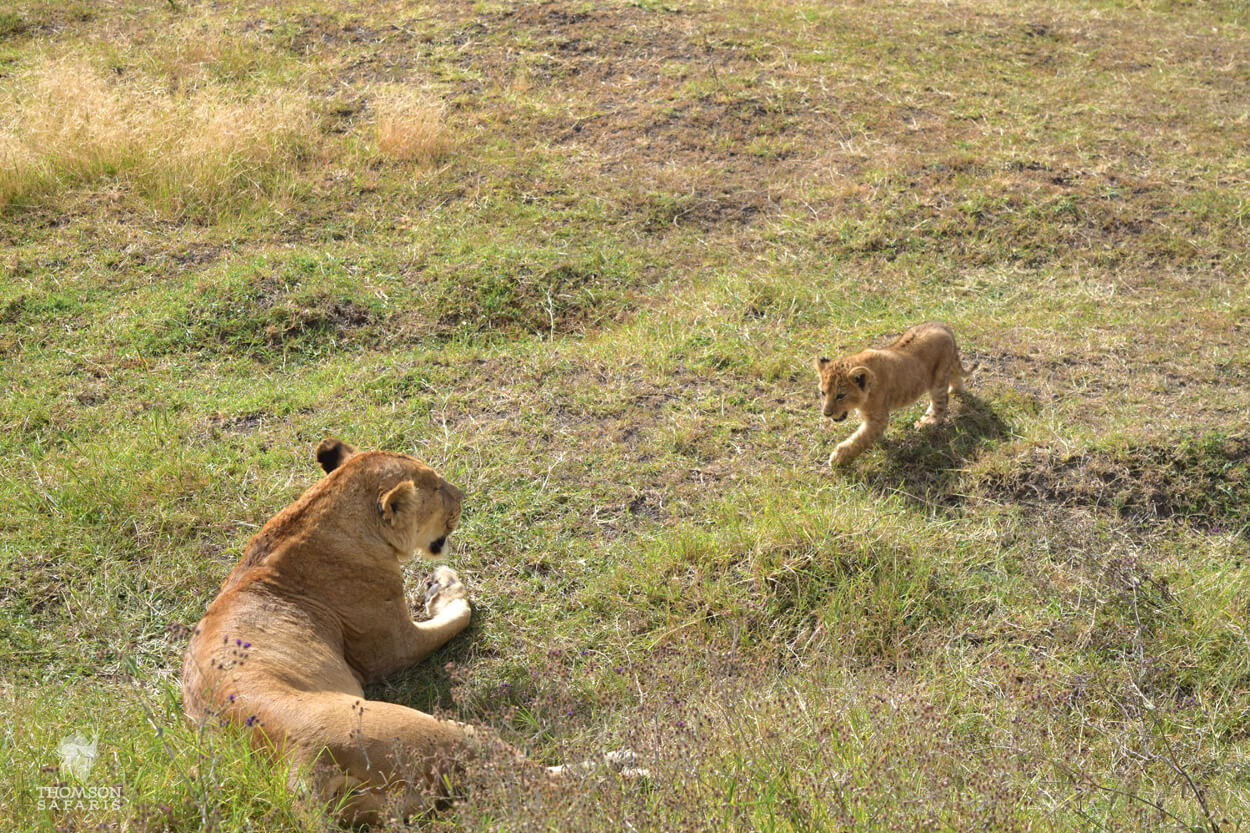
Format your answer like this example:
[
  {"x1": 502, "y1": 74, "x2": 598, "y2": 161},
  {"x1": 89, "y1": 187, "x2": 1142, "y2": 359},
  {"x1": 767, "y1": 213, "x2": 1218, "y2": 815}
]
[
  {"x1": 182, "y1": 439, "x2": 480, "y2": 824},
  {"x1": 814, "y1": 322, "x2": 967, "y2": 466}
]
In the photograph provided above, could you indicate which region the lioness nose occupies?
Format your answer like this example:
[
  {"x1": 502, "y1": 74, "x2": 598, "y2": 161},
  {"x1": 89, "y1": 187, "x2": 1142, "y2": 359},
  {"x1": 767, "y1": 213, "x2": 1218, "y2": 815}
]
[{"x1": 430, "y1": 536, "x2": 446, "y2": 554}]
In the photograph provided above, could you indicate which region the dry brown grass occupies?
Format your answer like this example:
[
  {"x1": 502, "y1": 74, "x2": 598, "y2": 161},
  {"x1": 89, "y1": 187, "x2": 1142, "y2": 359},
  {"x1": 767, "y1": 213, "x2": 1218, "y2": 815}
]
[
  {"x1": 373, "y1": 86, "x2": 452, "y2": 167},
  {"x1": 0, "y1": 55, "x2": 316, "y2": 218}
]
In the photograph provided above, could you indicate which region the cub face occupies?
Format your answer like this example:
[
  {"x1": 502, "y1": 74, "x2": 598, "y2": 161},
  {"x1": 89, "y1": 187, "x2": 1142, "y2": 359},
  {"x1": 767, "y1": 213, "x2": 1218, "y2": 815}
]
[{"x1": 814, "y1": 358, "x2": 873, "y2": 422}]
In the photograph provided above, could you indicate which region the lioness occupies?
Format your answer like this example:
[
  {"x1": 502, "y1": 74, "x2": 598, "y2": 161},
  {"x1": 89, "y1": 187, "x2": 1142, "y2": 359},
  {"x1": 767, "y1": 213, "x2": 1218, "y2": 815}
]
[
  {"x1": 182, "y1": 439, "x2": 493, "y2": 823},
  {"x1": 814, "y1": 322, "x2": 967, "y2": 466}
]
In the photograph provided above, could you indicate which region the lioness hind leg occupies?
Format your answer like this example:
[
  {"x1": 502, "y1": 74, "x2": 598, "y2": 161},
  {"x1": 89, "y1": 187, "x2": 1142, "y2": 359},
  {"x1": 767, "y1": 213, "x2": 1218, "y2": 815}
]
[{"x1": 548, "y1": 749, "x2": 651, "y2": 779}]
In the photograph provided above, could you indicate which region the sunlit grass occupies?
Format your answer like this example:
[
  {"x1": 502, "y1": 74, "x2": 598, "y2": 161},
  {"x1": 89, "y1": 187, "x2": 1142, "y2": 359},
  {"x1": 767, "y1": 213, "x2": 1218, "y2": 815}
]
[
  {"x1": 0, "y1": 55, "x2": 316, "y2": 218},
  {"x1": 1, "y1": 0, "x2": 1248, "y2": 830},
  {"x1": 374, "y1": 85, "x2": 453, "y2": 167}
]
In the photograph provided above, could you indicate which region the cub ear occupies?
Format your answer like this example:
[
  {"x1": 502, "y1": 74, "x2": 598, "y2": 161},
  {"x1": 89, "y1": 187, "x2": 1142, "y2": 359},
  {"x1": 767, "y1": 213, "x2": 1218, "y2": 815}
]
[
  {"x1": 813, "y1": 356, "x2": 830, "y2": 371},
  {"x1": 378, "y1": 480, "x2": 417, "y2": 526},
  {"x1": 849, "y1": 366, "x2": 874, "y2": 391},
  {"x1": 316, "y1": 438, "x2": 358, "y2": 474}
]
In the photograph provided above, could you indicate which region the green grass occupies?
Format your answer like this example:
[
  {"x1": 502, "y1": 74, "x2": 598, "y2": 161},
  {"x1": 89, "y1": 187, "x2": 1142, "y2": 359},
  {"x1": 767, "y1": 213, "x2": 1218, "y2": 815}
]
[{"x1": 2, "y1": 0, "x2": 1249, "y2": 830}]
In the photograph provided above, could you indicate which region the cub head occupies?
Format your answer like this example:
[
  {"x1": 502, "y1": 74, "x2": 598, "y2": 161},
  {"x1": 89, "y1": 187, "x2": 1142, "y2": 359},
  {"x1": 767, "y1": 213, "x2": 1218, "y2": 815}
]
[
  {"x1": 315, "y1": 437, "x2": 463, "y2": 563},
  {"x1": 813, "y1": 358, "x2": 874, "y2": 422}
]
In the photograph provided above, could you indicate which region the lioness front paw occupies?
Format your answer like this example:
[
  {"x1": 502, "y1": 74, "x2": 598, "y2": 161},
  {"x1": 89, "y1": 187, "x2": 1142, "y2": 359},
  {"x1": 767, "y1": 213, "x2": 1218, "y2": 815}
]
[
  {"x1": 547, "y1": 749, "x2": 651, "y2": 780},
  {"x1": 424, "y1": 566, "x2": 469, "y2": 618},
  {"x1": 914, "y1": 415, "x2": 941, "y2": 429}
]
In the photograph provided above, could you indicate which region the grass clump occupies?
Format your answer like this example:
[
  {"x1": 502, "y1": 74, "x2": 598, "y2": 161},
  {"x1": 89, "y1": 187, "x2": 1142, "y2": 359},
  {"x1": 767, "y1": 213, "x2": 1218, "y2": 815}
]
[
  {"x1": 373, "y1": 86, "x2": 453, "y2": 167},
  {"x1": 0, "y1": 55, "x2": 316, "y2": 219},
  {"x1": 141, "y1": 254, "x2": 384, "y2": 362}
]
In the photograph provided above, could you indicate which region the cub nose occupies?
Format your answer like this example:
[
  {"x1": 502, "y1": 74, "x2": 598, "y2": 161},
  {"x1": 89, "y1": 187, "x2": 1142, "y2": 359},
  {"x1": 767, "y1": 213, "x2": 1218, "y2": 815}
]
[{"x1": 429, "y1": 536, "x2": 447, "y2": 555}]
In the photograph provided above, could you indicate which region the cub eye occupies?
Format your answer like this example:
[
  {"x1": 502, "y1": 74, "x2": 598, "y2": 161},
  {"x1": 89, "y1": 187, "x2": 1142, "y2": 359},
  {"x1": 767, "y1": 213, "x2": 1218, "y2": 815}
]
[{"x1": 835, "y1": 392, "x2": 846, "y2": 401}]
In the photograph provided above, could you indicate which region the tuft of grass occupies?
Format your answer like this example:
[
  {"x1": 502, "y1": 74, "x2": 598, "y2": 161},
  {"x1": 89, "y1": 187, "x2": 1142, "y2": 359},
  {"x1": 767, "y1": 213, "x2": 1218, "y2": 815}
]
[
  {"x1": 0, "y1": 11, "x2": 27, "y2": 39},
  {"x1": 0, "y1": 56, "x2": 316, "y2": 219},
  {"x1": 373, "y1": 86, "x2": 453, "y2": 167}
]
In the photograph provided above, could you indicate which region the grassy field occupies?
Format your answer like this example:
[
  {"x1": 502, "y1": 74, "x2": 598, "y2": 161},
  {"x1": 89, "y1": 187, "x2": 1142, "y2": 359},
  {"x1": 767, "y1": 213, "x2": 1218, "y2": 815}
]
[{"x1": 2, "y1": 0, "x2": 1249, "y2": 829}]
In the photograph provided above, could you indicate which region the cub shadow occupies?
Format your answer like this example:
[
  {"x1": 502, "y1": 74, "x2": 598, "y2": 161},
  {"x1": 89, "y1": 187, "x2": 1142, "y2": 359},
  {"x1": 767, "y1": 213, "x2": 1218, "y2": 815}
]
[{"x1": 842, "y1": 392, "x2": 1011, "y2": 505}]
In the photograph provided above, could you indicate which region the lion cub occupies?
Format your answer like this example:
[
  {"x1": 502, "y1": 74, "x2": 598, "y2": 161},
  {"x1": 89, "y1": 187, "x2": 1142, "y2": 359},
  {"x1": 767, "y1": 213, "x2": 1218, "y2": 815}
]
[{"x1": 814, "y1": 321, "x2": 967, "y2": 466}]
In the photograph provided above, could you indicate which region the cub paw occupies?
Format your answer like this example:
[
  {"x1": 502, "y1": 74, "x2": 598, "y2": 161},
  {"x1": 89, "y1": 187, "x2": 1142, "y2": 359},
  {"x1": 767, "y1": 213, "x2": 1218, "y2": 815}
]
[
  {"x1": 829, "y1": 444, "x2": 857, "y2": 466},
  {"x1": 424, "y1": 566, "x2": 469, "y2": 618},
  {"x1": 914, "y1": 414, "x2": 943, "y2": 429}
]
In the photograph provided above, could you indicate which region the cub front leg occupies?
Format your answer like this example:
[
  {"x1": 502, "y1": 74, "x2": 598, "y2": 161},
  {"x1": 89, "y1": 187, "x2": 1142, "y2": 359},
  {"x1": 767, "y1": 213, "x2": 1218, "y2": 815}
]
[{"x1": 829, "y1": 413, "x2": 887, "y2": 466}]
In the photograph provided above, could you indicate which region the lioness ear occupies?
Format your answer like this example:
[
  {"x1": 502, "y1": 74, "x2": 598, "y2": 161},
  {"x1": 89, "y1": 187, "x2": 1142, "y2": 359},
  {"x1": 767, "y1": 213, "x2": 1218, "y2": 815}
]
[
  {"x1": 316, "y1": 438, "x2": 358, "y2": 474},
  {"x1": 378, "y1": 480, "x2": 417, "y2": 526},
  {"x1": 850, "y1": 366, "x2": 873, "y2": 391},
  {"x1": 813, "y1": 356, "x2": 830, "y2": 371}
]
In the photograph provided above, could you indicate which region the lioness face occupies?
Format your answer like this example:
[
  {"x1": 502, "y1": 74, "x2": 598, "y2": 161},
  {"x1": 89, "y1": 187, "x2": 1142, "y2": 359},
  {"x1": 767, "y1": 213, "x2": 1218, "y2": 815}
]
[
  {"x1": 379, "y1": 462, "x2": 463, "y2": 563},
  {"x1": 412, "y1": 479, "x2": 462, "y2": 561},
  {"x1": 814, "y1": 358, "x2": 871, "y2": 422},
  {"x1": 316, "y1": 439, "x2": 464, "y2": 563}
]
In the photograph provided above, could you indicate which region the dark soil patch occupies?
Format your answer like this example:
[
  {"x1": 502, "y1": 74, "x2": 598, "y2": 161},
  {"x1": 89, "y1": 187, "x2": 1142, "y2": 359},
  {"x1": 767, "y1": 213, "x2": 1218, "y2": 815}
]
[
  {"x1": 207, "y1": 411, "x2": 267, "y2": 434},
  {"x1": 982, "y1": 432, "x2": 1250, "y2": 533},
  {"x1": 170, "y1": 245, "x2": 226, "y2": 267},
  {"x1": 635, "y1": 186, "x2": 769, "y2": 232},
  {"x1": 147, "y1": 273, "x2": 382, "y2": 362}
]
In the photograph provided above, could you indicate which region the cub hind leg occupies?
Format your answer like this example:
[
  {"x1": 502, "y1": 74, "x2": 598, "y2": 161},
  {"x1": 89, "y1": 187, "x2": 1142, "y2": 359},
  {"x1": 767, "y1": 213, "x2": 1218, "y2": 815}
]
[
  {"x1": 948, "y1": 349, "x2": 967, "y2": 395},
  {"x1": 915, "y1": 383, "x2": 949, "y2": 428},
  {"x1": 950, "y1": 342, "x2": 970, "y2": 395},
  {"x1": 916, "y1": 358, "x2": 957, "y2": 428}
]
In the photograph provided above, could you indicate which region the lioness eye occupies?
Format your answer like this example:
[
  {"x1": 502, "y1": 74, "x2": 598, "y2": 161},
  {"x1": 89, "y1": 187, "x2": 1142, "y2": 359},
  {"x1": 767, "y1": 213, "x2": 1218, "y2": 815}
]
[{"x1": 835, "y1": 392, "x2": 846, "y2": 401}]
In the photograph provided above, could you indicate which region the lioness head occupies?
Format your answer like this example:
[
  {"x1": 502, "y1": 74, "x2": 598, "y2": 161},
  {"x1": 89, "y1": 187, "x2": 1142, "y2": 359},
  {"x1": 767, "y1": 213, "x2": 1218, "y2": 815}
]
[
  {"x1": 315, "y1": 438, "x2": 463, "y2": 562},
  {"x1": 813, "y1": 358, "x2": 874, "y2": 422}
]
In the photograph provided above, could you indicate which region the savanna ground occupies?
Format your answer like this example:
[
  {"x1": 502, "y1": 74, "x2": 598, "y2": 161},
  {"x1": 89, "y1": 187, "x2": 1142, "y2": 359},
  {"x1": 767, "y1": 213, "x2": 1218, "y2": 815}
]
[{"x1": 1, "y1": 0, "x2": 1248, "y2": 829}]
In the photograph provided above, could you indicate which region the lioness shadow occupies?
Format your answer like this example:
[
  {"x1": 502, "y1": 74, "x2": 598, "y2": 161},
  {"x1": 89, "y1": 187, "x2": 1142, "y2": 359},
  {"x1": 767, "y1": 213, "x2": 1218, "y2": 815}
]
[
  {"x1": 364, "y1": 623, "x2": 477, "y2": 717},
  {"x1": 845, "y1": 392, "x2": 1010, "y2": 505}
]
